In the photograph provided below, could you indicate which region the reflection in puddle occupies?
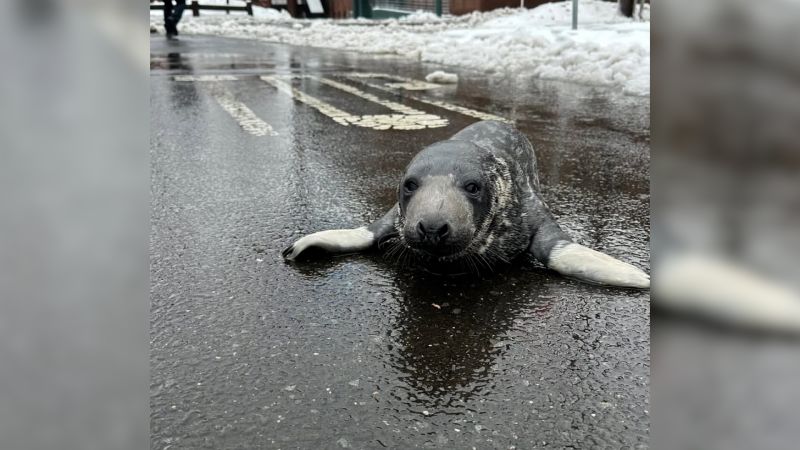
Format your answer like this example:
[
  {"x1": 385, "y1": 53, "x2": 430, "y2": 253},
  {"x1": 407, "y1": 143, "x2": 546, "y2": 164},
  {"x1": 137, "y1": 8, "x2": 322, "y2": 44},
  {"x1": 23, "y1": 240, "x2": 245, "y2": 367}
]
[{"x1": 384, "y1": 262, "x2": 557, "y2": 410}]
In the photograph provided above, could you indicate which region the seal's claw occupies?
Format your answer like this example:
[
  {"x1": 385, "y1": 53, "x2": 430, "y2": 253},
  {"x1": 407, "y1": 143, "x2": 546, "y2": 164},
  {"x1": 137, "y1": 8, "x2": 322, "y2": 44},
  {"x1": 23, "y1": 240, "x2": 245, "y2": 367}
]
[{"x1": 281, "y1": 244, "x2": 296, "y2": 260}]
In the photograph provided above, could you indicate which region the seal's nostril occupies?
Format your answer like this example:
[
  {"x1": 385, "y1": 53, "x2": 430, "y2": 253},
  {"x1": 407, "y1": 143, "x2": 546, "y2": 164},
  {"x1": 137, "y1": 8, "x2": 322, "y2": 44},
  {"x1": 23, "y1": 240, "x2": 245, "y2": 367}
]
[
  {"x1": 438, "y1": 223, "x2": 449, "y2": 238},
  {"x1": 417, "y1": 221, "x2": 427, "y2": 239},
  {"x1": 417, "y1": 220, "x2": 449, "y2": 244}
]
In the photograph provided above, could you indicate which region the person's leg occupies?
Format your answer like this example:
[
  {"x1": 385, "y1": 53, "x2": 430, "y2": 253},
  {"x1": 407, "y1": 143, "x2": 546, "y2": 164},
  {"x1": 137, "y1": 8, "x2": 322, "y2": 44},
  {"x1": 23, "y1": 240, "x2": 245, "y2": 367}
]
[
  {"x1": 163, "y1": 0, "x2": 173, "y2": 25},
  {"x1": 163, "y1": 0, "x2": 176, "y2": 36},
  {"x1": 170, "y1": 0, "x2": 186, "y2": 31}
]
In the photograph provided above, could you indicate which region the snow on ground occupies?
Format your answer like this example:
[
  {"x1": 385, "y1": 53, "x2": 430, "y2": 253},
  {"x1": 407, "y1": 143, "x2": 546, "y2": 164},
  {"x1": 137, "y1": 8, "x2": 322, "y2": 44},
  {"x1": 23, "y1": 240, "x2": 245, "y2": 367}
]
[
  {"x1": 425, "y1": 70, "x2": 458, "y2": 83},
  {"x1": 398, "y1": 10, "x2": 443, "y2": 23},
  {"x1": 151, "y1": 0, "x2": 650, "y2": 95}
]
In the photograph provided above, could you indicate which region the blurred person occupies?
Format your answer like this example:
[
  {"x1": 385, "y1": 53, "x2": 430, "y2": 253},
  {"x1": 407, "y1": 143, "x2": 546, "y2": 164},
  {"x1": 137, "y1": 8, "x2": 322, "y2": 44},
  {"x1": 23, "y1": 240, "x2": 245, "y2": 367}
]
[
  {"x1": 619, "y1": 0, "x2": 645, "y2": 19},
  {"x1": 162, "y1": 0, "x2": 185, "y2": 39}
]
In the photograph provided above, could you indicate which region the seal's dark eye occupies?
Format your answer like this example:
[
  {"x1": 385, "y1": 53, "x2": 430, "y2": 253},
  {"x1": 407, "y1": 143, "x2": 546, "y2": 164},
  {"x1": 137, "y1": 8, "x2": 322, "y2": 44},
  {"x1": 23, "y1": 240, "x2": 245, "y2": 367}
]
[
  {"x1": 464, "y1": 183, "x2": 481, "y2": 194},
  {"x1": 404, "y1": 180, "x2": 418, "y2": 192}
]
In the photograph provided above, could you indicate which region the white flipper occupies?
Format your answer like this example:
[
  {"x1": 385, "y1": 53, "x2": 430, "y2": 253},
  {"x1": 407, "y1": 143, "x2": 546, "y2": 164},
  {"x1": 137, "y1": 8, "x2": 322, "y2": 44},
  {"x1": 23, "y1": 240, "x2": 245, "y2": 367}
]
[
  {"x1": 282, "y1": 227, "x2": 374, "y2": 261},
  {"x1": 547, "y1": 241, "x2": 650, "y2": 289},
  {"x1": 657, "y1": 254, "x2": 800, "y2": 333}
]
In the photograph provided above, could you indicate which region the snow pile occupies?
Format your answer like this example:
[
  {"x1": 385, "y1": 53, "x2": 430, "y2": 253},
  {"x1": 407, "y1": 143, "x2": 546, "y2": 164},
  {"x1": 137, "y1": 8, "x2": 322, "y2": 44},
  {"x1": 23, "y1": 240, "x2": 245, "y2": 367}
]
[
  {"x1": 399, "y1": 10, "x2": 444, "y2": 23},
  {"x1": 425, "y1": 71, "x2": 458, "y2": 83},
  {"x1": 151, "y1": 1, "x2": 650, "y2": 95},
  {"x1": 254, "y1": 8, "x2": 292, "y2": 20}
]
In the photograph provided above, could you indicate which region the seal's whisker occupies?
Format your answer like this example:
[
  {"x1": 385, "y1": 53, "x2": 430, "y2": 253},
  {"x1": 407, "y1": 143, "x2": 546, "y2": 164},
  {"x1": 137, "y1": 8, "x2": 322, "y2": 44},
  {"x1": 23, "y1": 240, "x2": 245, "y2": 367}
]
[
  {"x1": 389, "y1": 242, "x2": 408, "y2": 266},
  {"x1": 484, "y1": 245, "x2": 509, "y2": 265},
  {"x1": 400, "y1": 247, "x2": 415, "y2": 270},
  {"x1": 476, "y1": 252, "x2": 495, "y2": 273},
  {"x1": 385, "y1": 240, "x2": 402, "y2": 259},
  {"x1": 467, "y1": 254, "x2": 481, "y2": 277}
]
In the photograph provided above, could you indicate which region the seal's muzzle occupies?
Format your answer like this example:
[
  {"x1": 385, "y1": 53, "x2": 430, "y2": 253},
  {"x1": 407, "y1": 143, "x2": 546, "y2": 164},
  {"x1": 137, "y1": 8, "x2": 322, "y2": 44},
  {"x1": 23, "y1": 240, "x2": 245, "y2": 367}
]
[
  {"x1": 401, "y1": 174, "x2": 475, "y2": 258},
  {"x1": 416, "y1": 219, "x2": 450, "y2": 246}
]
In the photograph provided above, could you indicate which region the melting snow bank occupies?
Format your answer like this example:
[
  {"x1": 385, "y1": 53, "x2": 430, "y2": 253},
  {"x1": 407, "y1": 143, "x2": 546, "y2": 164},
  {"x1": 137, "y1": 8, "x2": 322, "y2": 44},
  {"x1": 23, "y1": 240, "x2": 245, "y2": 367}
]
[
  {"x1": 425, "y1": 71, "x2": 459, "y2": 84},
  {"x1": 153, "y1": 1, "x2": 650, "y2": 96}
]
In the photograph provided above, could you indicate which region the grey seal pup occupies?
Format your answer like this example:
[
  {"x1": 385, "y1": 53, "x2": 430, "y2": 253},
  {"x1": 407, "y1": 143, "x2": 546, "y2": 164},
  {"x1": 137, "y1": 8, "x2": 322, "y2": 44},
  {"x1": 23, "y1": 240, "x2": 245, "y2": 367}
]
[{"x1": 282, "y1": 121, "x2": 649, "y2": 288}]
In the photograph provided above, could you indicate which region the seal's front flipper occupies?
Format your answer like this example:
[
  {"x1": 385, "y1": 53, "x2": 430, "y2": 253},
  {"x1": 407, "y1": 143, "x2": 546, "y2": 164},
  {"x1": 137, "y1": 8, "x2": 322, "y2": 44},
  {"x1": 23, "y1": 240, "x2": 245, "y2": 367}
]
[
  {"x1": 526, "y1": 208, "x2": 649, "y2": 288},
  {"x1": 545, "y1": 241, "x2": 650, "y2": 289},
  {"x1": 282, "y1": 227, "x2": 375, "y2": 260},
  {"x1": 282, "y1": 206, "x2": 398, "y2": 261}
]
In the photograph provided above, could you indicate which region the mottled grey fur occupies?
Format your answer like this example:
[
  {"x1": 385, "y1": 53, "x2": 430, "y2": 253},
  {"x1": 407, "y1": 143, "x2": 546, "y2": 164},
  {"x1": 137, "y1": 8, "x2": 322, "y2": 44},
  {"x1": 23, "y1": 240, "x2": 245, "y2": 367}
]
[{"x1": 367, "y1": 121, "x2": 568, "y2": 269}]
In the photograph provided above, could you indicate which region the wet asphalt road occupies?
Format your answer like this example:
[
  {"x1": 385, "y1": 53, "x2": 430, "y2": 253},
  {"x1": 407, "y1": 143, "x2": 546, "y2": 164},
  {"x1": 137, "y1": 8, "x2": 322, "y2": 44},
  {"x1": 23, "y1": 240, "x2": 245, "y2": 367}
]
[{"x1": 150, "y1": 35, "x2": 650, "y2": 449}]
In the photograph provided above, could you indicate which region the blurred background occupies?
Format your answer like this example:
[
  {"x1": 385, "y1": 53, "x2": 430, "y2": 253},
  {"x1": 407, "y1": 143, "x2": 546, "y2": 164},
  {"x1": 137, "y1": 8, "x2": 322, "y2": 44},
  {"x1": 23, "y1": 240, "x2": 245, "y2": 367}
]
[
  {"x1": 653, "y1": 0, "x2": 800, "y2": 449},
  {"x1": 0, "y1": 0, "x2": 798, "y2": 449},
  {"x1": 0, "y1": 1, "x2": 147, "y2": 449}
]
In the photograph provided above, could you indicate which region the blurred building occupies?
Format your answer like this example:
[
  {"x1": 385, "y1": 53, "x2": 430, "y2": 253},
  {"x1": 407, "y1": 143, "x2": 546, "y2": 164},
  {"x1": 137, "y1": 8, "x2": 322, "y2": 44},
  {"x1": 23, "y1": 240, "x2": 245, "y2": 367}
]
[{"x1": 163, "y1": 0, "x2": 564, "y2": 19}]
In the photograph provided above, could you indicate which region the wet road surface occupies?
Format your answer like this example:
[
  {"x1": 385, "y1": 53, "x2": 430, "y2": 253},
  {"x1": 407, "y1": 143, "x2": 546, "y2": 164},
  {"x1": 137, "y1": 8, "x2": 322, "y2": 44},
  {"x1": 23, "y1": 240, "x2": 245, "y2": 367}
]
[{"x1": 151, "y1": 35, "x2": 650, "y2": 448}]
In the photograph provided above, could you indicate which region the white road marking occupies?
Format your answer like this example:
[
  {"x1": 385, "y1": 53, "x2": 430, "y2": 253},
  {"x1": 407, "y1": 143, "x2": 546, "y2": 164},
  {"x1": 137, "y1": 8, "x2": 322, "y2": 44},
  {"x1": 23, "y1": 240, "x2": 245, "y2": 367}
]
[
  {"x1": 339, "y1": 72, "x2": 443, "y2": 90},
  {"x1": 316, "y1": 77, "x2": 429, "y2": 116},
  {"x1": 340, "y1": 73, "x2": 512, "y2": 123},
  {"x1": 384, "y1": 81, "x2": 443, "y2": 90},
  {"x1": 261, "y1": 75, "x2": 448, "y2": 130},
  {"x1": 172, "y1": 72, "x2": 507, "y2": 133},
  {"x1": 208, "y1": 84, "x2": 277, "y2": 137},
  {"x1": 260, "y1": 75, "x2": 357, "y2": 126},
  {"x1": 174, "y1": 75, "x2": 239, "y2": 82},
  {"x1": 403, "y1": 97, "x2": 511, "y2": 123}
]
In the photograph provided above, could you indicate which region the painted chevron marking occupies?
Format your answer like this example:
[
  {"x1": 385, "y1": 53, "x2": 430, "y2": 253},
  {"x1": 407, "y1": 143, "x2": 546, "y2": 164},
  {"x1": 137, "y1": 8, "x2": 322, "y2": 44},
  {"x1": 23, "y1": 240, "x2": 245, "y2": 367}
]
[
  {"x1": 260, "y1": 75, "x2": 448, "y2": 130},
  {"x1": 209, "y1": 84, "x2": 277, "y2": 137},
  {"x1": 340, "y1": 73, "x2": 511, "y2": 123},
  {"x1": 174, "y1": 75, "x2": 239, "y2": 82}
]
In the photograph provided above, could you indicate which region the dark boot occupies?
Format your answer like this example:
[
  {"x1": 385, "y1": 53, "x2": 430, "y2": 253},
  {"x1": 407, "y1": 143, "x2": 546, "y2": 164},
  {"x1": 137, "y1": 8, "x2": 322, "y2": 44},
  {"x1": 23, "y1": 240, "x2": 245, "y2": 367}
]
[{"x1": 165, "y1": 20, "x2": 178, "y2": 39}]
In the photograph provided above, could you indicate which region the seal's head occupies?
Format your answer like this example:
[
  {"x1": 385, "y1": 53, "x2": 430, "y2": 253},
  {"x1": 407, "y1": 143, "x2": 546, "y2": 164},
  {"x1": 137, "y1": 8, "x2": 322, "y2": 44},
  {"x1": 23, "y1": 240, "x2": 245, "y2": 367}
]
[{"x1": 396, "y1": 140, "x2": 512, "y2": 262}]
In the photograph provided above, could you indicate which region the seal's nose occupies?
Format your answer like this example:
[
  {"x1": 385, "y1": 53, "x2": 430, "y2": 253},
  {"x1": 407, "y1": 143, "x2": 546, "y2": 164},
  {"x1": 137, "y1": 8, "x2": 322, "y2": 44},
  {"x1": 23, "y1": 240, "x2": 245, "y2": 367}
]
[{"x1": 416, "y1": 220, "x2": 450, "y2": 245}]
